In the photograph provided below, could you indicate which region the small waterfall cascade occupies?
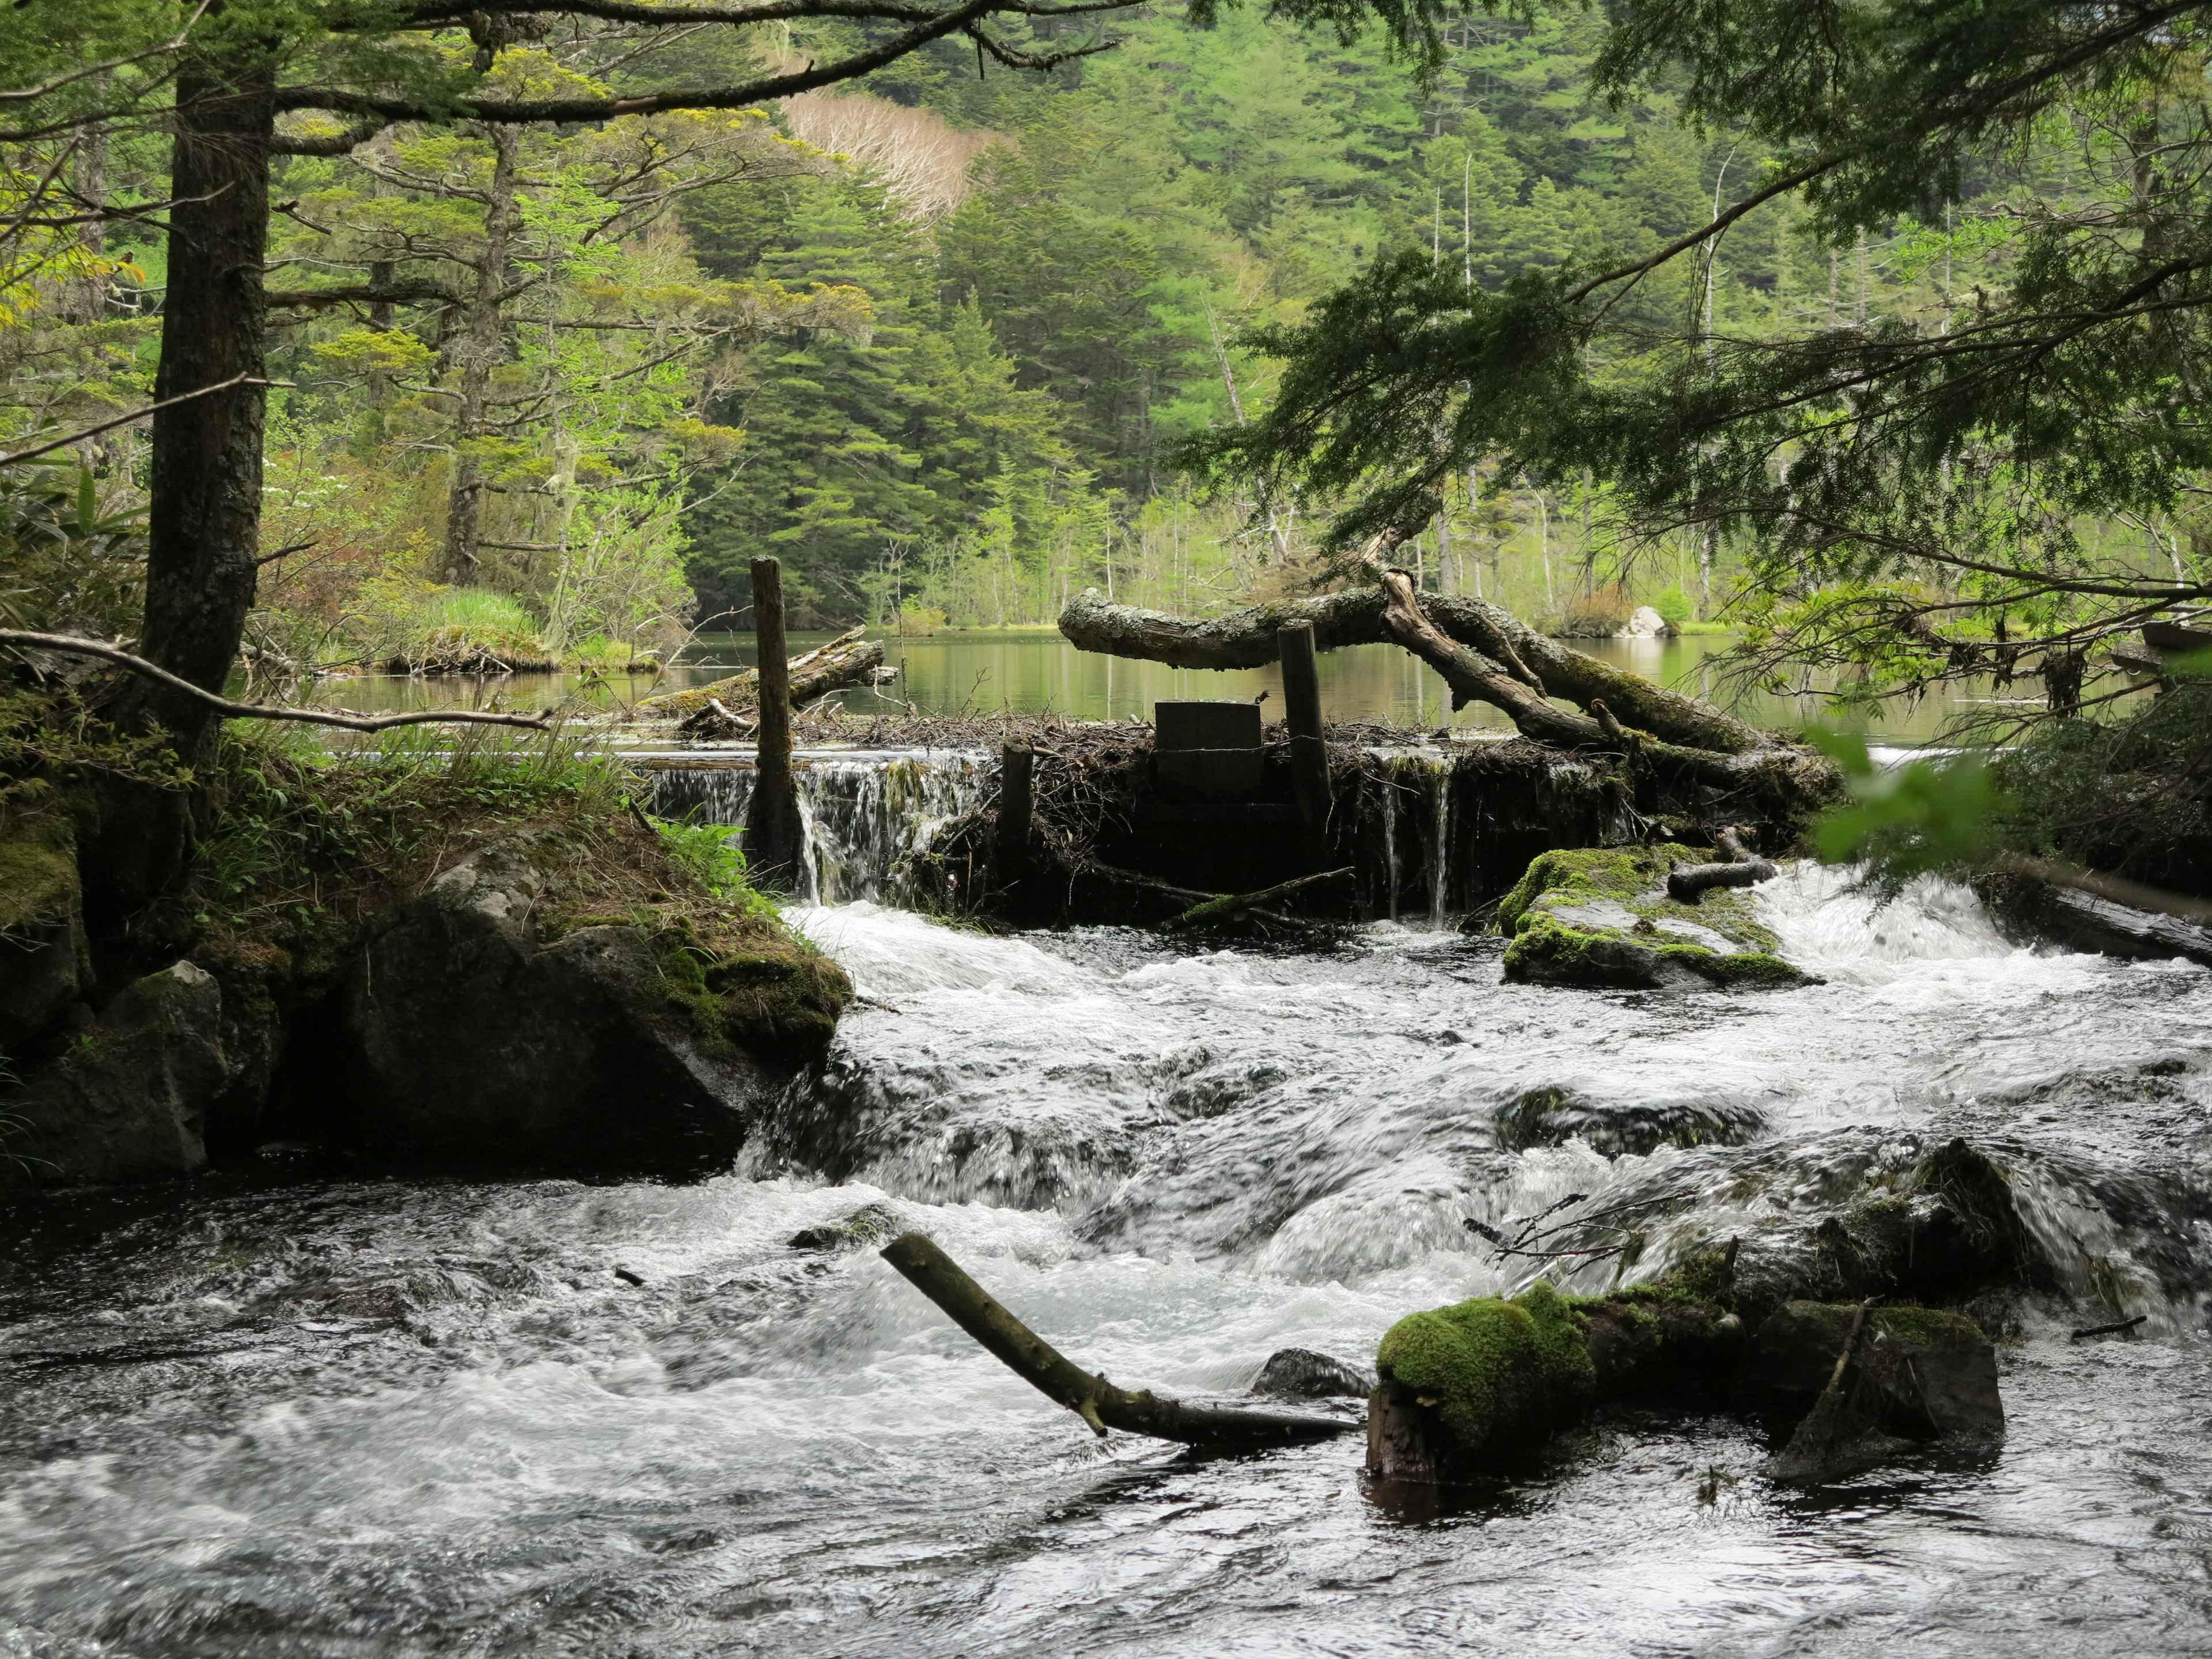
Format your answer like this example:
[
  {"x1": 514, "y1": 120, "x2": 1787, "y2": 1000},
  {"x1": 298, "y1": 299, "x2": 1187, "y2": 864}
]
[
  {"x1": 646, "y1": 749, "x2": 991, "y2": 908},
  {"x1": 1343, "y1": 741, "x2": 1639, "y2": 923}
]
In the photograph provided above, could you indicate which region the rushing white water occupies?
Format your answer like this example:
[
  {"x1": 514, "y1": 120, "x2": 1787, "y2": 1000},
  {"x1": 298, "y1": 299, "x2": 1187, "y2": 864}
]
[{"x1": 5, "y1": 865, "x2": 2212, "y2": 1657}]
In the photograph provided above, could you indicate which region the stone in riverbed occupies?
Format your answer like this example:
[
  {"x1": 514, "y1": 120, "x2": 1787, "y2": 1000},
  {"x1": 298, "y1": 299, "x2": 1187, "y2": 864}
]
[
  {"x1": 1753, "y1": 1300, "x2": 2002, "y2": 1483},
  {"x1": 788, "y1": 1202, "x2": 901, "y2": 1252},
  {"x1": 1251, "y1": 1347, "x2": 1373, "y2": 1399},
  {"x1": 1497, "y1": 846, "x2": 1814, "y2": 991}
]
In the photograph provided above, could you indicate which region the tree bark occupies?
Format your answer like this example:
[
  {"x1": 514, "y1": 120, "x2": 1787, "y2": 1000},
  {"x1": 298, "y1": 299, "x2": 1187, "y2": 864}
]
[
  {"x1": 441, "y1": 124, "x2": 522, "y2": 584},
  {"x1": 634, "y1": 626, "x2": 885, "y2": 720},
  {"x1": 136, "y1": 47, "x2": 274, "y2": 750},
  {"x1": 881, "y1": 1232, "x2": 1352, "y2": 1448},
  {"x1": 1060, "y1": 586, "x2": 1767, "y2": 755}
]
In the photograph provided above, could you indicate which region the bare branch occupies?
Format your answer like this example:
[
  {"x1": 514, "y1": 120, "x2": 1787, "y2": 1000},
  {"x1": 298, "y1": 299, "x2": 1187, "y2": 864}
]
[{"x1": 0, "y1": 631, "x2": 553, "y2": 733}]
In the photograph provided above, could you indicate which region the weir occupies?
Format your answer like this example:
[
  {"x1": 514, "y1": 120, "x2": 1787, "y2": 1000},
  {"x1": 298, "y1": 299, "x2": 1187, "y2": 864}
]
[{"x1": 642, "y1": 735, "x2": 1640, "y2": 926}]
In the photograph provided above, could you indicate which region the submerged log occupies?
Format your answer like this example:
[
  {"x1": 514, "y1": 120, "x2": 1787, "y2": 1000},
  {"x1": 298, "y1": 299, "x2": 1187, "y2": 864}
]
[
  {"x1": 881, "y1": 1232, "x2": 1353, "y2": 1447},
  {"x1": 1059, "y1": 586, "x2": 1768, "y2": 755},
  {"x1": 636, "y1": 625, "x2": 886, "y2": 722},
  {"x1": 1167, "y1": 866, "x2": 1352, "y2": 931}
]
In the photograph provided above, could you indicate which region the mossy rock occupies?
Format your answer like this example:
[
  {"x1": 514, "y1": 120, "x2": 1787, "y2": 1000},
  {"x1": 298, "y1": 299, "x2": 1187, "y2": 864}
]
[
  {"x1": 1497, "y1": 846, "x2": 1812, "y2": 991},
  {"x1": 1373, "y1": 1283, "x2": 1598, "y2": 1472},
  {"x1": 0, "y1": 809, "x2": 93, "y2": 1053},
  {"x1": 787, "y1": 1202, "x2": 900, "y2": 1252}
]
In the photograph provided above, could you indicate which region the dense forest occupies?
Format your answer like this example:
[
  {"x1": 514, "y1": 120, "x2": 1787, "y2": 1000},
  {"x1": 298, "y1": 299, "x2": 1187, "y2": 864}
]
[{"x1": 5, "y1": 4, "x2": 2010, "y2": 666}]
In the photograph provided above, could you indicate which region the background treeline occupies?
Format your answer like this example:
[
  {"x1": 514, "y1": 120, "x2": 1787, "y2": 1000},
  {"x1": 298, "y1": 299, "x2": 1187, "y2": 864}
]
[{"x1": 2, "y1": 6, "x2": 2065, "y2": 662}]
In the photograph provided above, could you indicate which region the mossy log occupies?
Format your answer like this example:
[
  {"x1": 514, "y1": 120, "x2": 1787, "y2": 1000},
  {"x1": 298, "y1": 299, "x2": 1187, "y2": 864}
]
[
  {"x1": 1366, "y1": 1283, "x2": 1745, "y2": 1483},
  {"x1": 636, "y1": 626, "x2": 886, "y2": 722},
  {"x1": 881, "y1": 1231, "x2": 1354, "y2": 1448},
  {"x1": 1368, "y1": 1281, "x2": 2001, "y2": 1487},
  {"x1": 1059, "y1": 586, "x2": 1770, "y2": 756}
]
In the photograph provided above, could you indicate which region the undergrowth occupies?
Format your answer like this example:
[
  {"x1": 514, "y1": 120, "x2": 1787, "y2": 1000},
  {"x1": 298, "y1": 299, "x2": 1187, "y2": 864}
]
[{"x1": 188, "y1": 724, "x2": 777, "y2": 940}]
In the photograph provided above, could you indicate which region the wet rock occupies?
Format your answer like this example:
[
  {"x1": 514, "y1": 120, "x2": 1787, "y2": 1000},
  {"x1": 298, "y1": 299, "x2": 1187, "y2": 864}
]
[
  {"x1": 1495, "y1": 1086, "x2": 1765, "y2": 1157},
  {"x1": 1497, "y1": 847, "x2": 1814, "y2": 991},
  {"x1": 1736, "y1": 1139, "x2": 2058, "y2": 1316},
  {"x1": 0, "y1": 809, "x2": 93, "y2": 1055},
  {"x1": 305, "y1": 844, "x2": 846, "y2": 1175},
  {"x1": 1754, "y1": 1301, "x2": 2003, "y2": 1483},
  {"x1": 1, "y1": 961, "x2": 224, "y2": 1185},
  {"x1": 1251, "y1": 1347, "x2": 1373, "y2": 1399},
  {"x1": 787, "y1": 1202, "x2": 901, "y2": 1252}
]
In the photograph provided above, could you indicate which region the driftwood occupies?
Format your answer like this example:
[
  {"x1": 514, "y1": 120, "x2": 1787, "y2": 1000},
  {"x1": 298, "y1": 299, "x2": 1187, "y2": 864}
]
[
  {"x1": 880, "y1": 1232, "x2": 1352, "y2": 1447},
  {"x1": 1666, "y1": 824, "x2": 1780, "y2": 903},
  {"x1": 1059, "y1": 585, "x2": 1767, "y2": 755},
  {"x1": 636, "y1": 625, "x2": 887, "y2": 722},
  {"x1": 1168, "y1": 866, "x2": 1353, "y2": 930}
]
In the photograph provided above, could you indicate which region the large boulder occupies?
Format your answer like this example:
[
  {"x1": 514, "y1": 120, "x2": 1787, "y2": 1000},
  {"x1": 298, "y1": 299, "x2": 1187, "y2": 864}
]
[
  {"x1": 1498, "y1": 845, "x2": 1813, "y2": 990},
  {"x1": 293, "y1": 844, "x2": 847, "y2": 1173},
  {"x1": 1, "y1": 961, "x2": 224, "y2": 1185}
]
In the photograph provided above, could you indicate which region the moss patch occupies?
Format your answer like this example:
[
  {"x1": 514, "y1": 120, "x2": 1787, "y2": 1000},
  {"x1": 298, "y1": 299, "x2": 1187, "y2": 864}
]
[
  {"x1": 1374, "y1": 1282, "x2": 1598, "y2": 1467},
  {"x1": 1497, "y1": 845, "x2": 1812, "y2": 990},
  {"x1": 0, "y1": 809, "x2": 78, "y2": 935}
]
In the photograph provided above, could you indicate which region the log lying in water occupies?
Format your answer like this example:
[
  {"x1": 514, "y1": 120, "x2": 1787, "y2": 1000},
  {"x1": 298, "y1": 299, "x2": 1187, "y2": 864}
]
[
  {"x1": 881, "y1": 1231, "x2": 1354, "y2": 1448},
  {"x1": 1666, "y1": 824, "x2": 1780, "y2": 903},
  {"x1": 1059, "y1": 585, "x2": 1767, "y2": 755},
  {"x1": 637, "y1": 626, "x2": 887, "y2": 722}
]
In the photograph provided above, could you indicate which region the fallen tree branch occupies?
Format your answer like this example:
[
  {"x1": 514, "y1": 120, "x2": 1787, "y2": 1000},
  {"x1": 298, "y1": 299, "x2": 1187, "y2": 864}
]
[
  {"x1": 1168, "y1": 866, "x2": 1353, "y2": 930},
  {"x1": 880, "y1": 1231, "x2": 1353, "y2": 1448},
  {"x1": 0, "y1": 630, "x2": 552, "y2": 733},
  {"x1": 1667, "y1": 823, "x2": 1780, "y2": 903},
  {"x1": 635, "y1": 626, "x2": 885, "y2": 722},
  {"x1": 1058, "y1": 586, "x2": 1769, "y2": 754}
]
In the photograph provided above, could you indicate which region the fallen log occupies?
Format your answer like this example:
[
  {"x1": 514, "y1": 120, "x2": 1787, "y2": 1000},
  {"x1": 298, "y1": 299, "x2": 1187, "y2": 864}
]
[
  {"x1": 881, "y1": 1232, "x2": 1353, "y2": 1447},
  {"x1": 1167, "y1": 866, "x2": 1352, "y2": 931},
  {"x1": 637, "y1": 626, "x2": 886, "y2": 722},
  {"x1": 1059, "y1": 586, "x2": 1767, "y2": 755},
  {"x1": 1666, "y1": 824, "x2": 1780, "y2": 903}
]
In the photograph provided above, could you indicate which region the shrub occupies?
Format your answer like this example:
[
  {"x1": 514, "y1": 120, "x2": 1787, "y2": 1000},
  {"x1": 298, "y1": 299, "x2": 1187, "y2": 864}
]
[{"x1": 1654, "y1": 585, "x2": 1695, "y2": 628}]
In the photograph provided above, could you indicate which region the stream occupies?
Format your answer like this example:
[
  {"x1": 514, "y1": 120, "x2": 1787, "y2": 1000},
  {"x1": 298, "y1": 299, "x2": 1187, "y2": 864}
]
[{"x1": 5, "y1": 851, "x2": 2212, "y2": 1654}]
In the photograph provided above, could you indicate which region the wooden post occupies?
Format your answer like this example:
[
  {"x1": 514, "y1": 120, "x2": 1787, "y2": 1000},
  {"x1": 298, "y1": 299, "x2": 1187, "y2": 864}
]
[
  {"x1": 744, "y1": 556, "x2": 804, "y2": 890},
  {"x1": 1279, "y1": 622, "x2": 1330, "y2": 865},
  {"x1": 996, "y1": 743, "x2": 1033, "y2": 887}
]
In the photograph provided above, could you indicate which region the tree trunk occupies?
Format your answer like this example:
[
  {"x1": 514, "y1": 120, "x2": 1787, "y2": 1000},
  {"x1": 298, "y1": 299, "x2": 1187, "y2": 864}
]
[
  {"x1": 135, "y1": 48, "x2": 274, "y2": 751},
  {"x1": 442, "y1": 124, "x2": 523, "y2": 585},
  {"x1": 1059, "y1": 586, "x2": 1768, "y2": 755}
]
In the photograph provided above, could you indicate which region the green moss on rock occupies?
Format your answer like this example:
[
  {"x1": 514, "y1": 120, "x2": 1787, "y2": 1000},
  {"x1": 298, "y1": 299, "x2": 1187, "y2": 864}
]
[
  {"x1": 1497, "y1": 845, "x2": 1813, "y2": 991},
  {"x1": 1374, "y1": 1283, "x2": 1597, "y2": 1465},
  {"x1": 0, "y1": 810, "x2": 79, "y2": 935}
]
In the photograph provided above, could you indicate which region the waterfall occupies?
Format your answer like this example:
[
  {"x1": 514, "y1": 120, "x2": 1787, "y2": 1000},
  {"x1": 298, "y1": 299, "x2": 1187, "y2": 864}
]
[{"x1": 646, "y1": 750, "x2": 990, "y2": 908}]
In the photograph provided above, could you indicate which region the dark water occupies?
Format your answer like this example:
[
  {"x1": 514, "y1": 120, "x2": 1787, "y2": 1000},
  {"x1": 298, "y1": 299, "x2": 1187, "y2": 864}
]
[
  {"x1": 308, "y1": 631, "x2": 2031, "y2": 746},
  {"x1": 5, "y1": 861, "x2": 2212, "y2": 1656}
]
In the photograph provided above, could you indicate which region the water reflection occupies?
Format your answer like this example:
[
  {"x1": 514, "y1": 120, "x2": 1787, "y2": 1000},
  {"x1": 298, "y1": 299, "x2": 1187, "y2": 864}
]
[{"x1": 304, "y1": 630, "x2": 2037, "y2": 745}]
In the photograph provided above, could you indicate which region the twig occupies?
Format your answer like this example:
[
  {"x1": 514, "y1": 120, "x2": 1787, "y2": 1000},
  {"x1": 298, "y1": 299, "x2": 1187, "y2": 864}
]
[{"x1": 0, "y1": 630, "x2": 551, "y2": 733}]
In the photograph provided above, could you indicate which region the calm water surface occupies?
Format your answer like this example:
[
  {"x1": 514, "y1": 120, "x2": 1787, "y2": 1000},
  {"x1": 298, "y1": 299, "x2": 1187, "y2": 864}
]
[
  {"x1": 3, "y1": 865, "x2": 2210, "y2": 1656},
  {"x1": 308, "y1": 631, "x2": 2036, "y2": 745}
]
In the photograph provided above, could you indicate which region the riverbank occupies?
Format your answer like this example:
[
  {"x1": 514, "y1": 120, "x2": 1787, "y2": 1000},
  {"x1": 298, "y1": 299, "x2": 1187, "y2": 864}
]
[{"x1": 0, "y1": 718, "x2": 849, "y2": 1187}]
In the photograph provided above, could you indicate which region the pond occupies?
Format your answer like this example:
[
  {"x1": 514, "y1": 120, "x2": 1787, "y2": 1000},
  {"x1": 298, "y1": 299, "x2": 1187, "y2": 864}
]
[{"x1": 301, "y1": 629, "x2": 2040, "y2": 746}]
